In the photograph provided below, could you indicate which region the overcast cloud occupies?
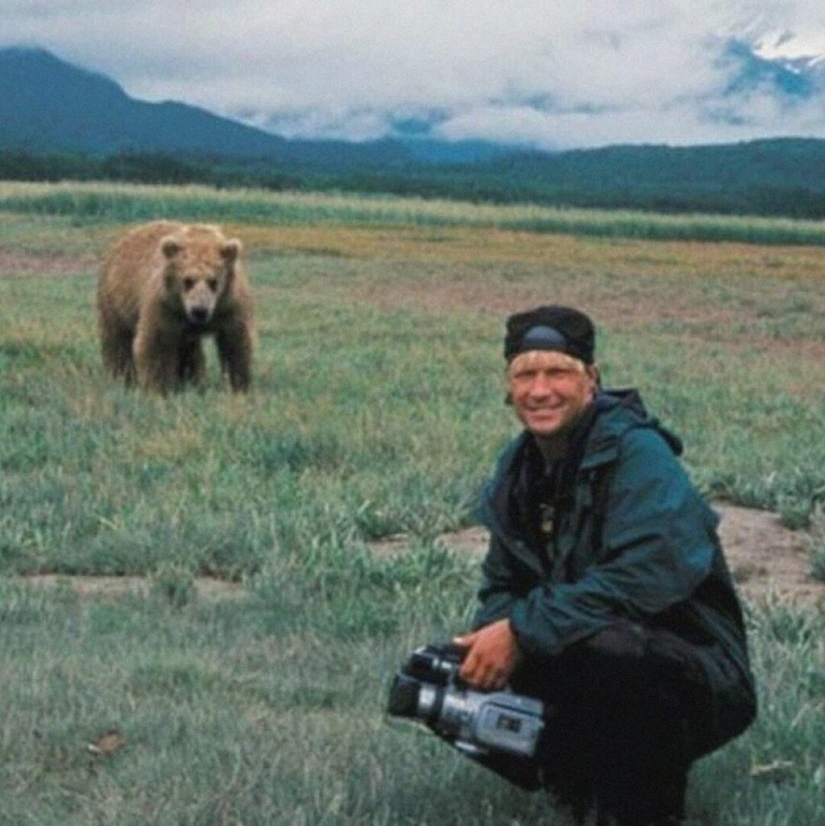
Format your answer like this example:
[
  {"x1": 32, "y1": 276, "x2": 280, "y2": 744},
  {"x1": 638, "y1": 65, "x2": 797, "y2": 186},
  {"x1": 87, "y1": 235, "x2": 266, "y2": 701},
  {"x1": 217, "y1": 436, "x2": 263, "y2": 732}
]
[{"x1": 4, "y1": 0, "x2": 825, "y2": 148}]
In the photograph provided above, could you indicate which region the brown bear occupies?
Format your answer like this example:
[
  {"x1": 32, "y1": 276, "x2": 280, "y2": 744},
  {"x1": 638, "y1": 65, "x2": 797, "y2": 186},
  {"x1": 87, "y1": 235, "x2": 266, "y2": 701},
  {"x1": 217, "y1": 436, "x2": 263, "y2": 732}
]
[{"x1": 97, "y1": 221, "x2": 255, "y2": 393}]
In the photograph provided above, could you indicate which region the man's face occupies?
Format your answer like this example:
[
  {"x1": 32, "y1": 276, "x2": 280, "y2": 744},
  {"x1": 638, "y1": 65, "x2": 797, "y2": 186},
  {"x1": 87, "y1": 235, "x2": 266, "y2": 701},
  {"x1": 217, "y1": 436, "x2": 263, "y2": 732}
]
[{"x1": 507, "y1": 350, "x2": 598, "y2": 437}]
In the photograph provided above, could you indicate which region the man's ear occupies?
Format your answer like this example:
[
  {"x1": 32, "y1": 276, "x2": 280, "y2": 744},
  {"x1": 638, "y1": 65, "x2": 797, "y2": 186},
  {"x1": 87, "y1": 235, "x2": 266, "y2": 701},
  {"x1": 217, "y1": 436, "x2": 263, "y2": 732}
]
[
  {"x1": 503, "y1": 366, "x2": 514, "y2": 406},
  {"x1": 587, "y1": 364, "x2": 601, "y2": 391}
]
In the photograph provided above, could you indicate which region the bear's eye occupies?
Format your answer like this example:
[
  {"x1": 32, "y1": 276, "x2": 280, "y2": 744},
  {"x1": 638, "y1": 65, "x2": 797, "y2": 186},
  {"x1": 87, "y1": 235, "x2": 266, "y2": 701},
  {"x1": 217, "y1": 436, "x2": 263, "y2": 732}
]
[
  {"x1": 182, "y1": 277, "x2": 196, "y2": 291},
  {"x1": 207, "y1": 278, "x2": 219, "y2": 292}
]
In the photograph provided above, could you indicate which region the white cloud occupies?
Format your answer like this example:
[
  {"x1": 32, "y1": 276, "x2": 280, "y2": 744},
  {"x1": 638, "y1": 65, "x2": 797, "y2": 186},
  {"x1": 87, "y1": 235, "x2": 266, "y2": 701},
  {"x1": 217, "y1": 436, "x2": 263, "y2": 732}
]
[{"x1": 3, "y1": 0, "x2": 825, "y2": 148}]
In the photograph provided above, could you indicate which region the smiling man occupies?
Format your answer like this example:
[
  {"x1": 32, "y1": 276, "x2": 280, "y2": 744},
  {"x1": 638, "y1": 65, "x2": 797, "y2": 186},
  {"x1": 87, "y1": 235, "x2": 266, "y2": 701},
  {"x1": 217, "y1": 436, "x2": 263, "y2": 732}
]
[{"x1": 455, "y1": 305, "x2": 756, "y2": 826}]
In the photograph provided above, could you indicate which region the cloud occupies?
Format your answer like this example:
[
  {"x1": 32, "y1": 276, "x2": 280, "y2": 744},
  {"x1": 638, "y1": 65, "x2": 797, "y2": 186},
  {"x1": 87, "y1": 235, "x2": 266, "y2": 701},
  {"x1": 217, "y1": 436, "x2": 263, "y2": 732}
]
[{"x1": 3, "y1": 0, "x2": 825, "y2": 148}]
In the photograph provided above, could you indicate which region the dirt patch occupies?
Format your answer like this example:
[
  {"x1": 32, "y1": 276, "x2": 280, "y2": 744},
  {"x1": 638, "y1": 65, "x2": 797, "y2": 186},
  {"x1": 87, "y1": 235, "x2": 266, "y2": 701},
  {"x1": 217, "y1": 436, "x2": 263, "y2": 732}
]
[
  {"x1": 377, "y1": 503, "x2": 824, "y2": 608},
  {"x1": 0, "y1": 251, "x2": 97, "y2": 278},
  {"x1": 712, "y1": 504, "x2": 824, "y2": 605},
  {"x1": 11, "y1": 506, "x2": 823, "y2": 607},
  {"x1": 14, "y1": 574, "x2": 249, "y2": 602}
]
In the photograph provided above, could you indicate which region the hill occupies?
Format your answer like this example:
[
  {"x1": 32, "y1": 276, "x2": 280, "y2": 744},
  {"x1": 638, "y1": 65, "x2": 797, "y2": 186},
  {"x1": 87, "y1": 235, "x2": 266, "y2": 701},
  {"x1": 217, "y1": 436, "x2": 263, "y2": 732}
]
[
  {"x1": 0, "y1": 47, "x2": 286, "y2": 157},
  {"x1": 4, "y1": 46, "x2": 825, "y2": 218},
  {"x1": 445, "y1": 139, "x2": 825, "y2": 216},
  {"x1": 0, "y1": 47, "x2": 412, "y2": 168}
]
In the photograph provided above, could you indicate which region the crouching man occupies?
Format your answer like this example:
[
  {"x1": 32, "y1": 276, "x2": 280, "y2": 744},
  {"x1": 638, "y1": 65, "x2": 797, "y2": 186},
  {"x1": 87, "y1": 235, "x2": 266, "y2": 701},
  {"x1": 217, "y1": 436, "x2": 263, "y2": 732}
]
[{"x1": 455, "y1": 305, "x2": 756, "y2": 826}]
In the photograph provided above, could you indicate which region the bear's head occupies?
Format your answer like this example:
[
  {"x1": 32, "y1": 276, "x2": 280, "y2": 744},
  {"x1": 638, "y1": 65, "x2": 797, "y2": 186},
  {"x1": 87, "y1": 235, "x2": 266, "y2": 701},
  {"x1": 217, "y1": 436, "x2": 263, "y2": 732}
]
[{"x1": 160, "y1": 225, "x2": 242, "y2": 326}]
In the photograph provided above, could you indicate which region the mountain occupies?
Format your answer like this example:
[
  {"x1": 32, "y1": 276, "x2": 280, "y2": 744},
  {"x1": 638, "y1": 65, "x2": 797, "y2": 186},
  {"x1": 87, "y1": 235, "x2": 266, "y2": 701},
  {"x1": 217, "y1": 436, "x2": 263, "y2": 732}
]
[
  {"x1": 751, "y1": 29, "x2": 825, "y2": 73},
  {"x1": 0, "y1": 47, "x2": 505, "y2": 166},
  {"x1": 4, "y1": 46, "x2": 825, "y2": 219},
  {"x1": 722, "y1": 39, "x2": 825, "y2": 101},
  {"x1": 0, "y1": 47, "x2": 282, "y2": 156},
  {"x1": 0, "y1": 47, "x2": 421, "y2": 166}
]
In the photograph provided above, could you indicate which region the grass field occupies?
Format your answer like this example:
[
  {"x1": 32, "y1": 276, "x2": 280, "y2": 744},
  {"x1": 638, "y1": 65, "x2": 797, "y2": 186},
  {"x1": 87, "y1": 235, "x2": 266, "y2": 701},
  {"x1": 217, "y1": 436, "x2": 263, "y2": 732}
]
[{"x1": 1, "y1": 183, "x2": 824, "y2": 824}]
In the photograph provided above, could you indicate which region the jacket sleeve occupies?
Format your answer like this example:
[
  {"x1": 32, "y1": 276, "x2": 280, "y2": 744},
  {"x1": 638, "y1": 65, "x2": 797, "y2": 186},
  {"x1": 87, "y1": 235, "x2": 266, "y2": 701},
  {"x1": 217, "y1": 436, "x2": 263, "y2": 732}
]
[
  {"x1": 509, "y1": 426, "x2": 719, "y2": 658},
  {"x1": 472, "y1": 533, "x2": 524, "y2": 629}
]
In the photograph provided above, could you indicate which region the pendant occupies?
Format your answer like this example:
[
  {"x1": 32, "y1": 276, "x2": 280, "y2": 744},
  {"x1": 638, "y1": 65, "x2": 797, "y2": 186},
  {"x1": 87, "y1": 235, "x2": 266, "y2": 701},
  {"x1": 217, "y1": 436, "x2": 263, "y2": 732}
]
[{"x1": 540, "y1": 504, "x2": 555, "y2": 535}]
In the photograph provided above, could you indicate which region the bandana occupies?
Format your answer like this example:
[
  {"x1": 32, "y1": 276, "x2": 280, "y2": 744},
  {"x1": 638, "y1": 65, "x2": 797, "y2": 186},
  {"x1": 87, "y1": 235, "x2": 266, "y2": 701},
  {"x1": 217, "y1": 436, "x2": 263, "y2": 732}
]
[{"x1": 504, "y1": 305, "x2": 595, "y2": 364}]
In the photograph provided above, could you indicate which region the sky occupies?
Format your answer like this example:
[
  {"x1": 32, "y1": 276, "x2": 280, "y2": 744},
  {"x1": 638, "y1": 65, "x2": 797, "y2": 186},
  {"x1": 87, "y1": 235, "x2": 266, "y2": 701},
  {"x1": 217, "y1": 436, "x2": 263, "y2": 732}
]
[{"x1": 4, "y1": 0, "x2": 825, "y2": 150}]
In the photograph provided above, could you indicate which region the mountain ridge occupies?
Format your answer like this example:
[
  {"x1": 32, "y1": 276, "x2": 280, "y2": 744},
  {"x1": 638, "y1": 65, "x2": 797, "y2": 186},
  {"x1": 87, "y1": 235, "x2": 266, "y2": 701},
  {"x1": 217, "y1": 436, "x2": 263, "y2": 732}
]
[
  {"x1": 4, "y1": 47, "x2": 825, "y2": 219},
  {"x1": 0, "y1": 47, "x2": 499, "y2": 166}
]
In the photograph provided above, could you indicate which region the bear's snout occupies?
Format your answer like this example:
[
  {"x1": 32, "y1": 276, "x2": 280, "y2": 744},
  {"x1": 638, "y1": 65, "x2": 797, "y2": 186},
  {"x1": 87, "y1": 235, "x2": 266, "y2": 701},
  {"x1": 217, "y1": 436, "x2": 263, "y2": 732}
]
[
  {"x1": 182, "y1": 280, "x2": 219, "y2": 326},
  {"x1": 187, "y1": 306, "x2": 211, "y2": 325}
]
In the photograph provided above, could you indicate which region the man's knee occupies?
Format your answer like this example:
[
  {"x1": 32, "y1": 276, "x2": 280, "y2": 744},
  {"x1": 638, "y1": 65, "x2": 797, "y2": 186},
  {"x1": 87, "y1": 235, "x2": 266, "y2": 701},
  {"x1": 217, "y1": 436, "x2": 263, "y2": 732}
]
[{"x1": 584, "y1": 621, "x2": 647, "y2": 660}]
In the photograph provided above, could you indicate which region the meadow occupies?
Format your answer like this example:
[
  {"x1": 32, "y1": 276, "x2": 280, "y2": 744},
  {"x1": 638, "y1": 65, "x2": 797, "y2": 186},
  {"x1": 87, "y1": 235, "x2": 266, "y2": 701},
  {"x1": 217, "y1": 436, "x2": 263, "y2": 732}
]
[{"x1": 0, "y1": 182, "x2": 824, "y2": 824}]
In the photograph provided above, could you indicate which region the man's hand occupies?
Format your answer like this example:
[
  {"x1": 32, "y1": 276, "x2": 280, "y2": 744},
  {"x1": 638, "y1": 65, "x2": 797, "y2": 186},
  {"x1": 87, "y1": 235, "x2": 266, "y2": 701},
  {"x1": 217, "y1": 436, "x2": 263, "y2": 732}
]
[{"x1": 454, "y1": 619, "x2": 522, "y2": 691}]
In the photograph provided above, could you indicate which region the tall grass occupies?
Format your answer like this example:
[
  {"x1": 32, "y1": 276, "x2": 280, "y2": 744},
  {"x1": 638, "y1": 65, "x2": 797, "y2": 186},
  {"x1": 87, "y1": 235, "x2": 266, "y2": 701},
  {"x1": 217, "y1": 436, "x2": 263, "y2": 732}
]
[
  {"x1": 1, "y1": 278, "x2": 501, "y2": 576},
  {"x1": 1, "y1": 196, "x2": 824, "y2": 823},
  {"x1": 0, "y1": 559, "x2": 822, "y2": 824},
  {"x1": 2, "y1": 213, "x2": 823, "y2": 578},
  {"x1": 5, "y1": 180, "x2": 825, "y2": 245}
]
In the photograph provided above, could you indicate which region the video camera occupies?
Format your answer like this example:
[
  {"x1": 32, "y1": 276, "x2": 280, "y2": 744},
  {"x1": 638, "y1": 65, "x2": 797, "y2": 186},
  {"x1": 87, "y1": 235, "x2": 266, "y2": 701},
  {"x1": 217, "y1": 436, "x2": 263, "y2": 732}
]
[{"x1": 386, "y1": 642, "x2": 546, "y2": 790}]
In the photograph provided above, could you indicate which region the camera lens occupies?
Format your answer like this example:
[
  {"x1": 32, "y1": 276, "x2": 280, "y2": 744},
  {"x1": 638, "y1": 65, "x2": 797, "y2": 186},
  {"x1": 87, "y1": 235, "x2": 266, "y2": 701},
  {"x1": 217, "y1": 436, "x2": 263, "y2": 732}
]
[{"x1": 387, "y1": 674, "x2": 421, "y2": 718}]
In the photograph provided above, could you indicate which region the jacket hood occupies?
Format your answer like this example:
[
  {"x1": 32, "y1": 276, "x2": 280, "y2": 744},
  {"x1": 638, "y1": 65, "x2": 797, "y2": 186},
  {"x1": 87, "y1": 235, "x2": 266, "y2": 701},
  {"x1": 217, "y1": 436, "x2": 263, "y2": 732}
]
[{"x1": 591, "y1": 388, "x2": 683, "y2": 457}]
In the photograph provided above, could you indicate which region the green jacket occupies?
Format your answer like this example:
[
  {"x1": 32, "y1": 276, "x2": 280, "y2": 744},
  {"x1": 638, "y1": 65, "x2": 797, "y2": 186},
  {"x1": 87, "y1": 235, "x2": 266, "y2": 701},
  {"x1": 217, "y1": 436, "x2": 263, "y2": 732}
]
[{"x1": 473, "y1": 389, "x2": 756, "y2": 754}]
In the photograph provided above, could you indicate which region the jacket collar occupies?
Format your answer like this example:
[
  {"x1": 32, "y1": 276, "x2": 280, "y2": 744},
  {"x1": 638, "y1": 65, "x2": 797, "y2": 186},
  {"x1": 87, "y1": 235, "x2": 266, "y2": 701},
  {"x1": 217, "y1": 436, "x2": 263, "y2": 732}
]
[{"x1": 477, "y1": 388, "x2": 681, "y2": 539}]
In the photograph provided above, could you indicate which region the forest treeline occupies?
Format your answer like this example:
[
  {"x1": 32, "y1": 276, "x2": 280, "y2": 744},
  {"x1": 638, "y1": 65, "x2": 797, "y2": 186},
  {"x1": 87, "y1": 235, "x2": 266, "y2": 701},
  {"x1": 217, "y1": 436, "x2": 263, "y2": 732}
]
[{"x1": 3, "y1": 137, "x2": 825, "y2": 220}]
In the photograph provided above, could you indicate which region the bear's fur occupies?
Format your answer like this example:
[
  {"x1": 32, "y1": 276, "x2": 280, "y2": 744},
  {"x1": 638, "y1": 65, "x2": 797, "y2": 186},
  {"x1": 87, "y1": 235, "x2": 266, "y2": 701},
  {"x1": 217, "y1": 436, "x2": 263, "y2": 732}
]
[{"x1": 97, "y1": 221, "x2": 255, "y2": 393}]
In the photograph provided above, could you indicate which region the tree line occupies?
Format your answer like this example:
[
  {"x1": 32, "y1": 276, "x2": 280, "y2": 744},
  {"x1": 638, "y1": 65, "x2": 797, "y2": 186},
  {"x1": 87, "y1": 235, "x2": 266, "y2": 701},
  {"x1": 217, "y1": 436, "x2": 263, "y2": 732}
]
[{"x1": 3, "y1": 145, "x2": 825, "y2": 220}]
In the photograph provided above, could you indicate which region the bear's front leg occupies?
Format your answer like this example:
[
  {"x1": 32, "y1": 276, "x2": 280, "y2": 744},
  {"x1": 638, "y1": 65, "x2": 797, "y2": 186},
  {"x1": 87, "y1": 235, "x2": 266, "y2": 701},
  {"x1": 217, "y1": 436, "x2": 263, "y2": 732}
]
[
  {"x1": 134, "y1": 326, "x2": 184, "y2": 394},
  {"x1": 99, "y1": 310, "x2": 137, "y2": 384},
  {"x1": 178, "y1": 336, "x2": 207, "y2": 387},
  {"x1": 216, "y1": 323, "x2": 253, "y2": 392}
]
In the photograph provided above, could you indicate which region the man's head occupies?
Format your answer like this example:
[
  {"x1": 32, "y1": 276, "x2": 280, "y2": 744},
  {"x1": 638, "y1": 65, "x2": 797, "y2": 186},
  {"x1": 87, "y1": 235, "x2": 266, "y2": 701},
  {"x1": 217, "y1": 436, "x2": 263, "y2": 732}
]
[{"x1": 504, "y1": 305, "x2": 599, "y2": 438}]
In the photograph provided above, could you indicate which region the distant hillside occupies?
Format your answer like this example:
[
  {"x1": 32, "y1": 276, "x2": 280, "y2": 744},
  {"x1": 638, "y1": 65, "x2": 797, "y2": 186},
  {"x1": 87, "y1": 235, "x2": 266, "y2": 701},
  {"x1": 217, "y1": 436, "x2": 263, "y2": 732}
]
[
  {"x1": 0, "y1": 47, "x2": 280, "y2": 156},
  {"x1": 449, "y1": 139, "x2": 825, "y2": 216},
  {"x1": 306, "y1": 137, "x2": 825, "y2": 218},
  {"x1": 0, "y1": 47, "x2": 416, "y2": 167},
  {"x1": 4, "y1": 46, "x2": 825, "y2": 218}
]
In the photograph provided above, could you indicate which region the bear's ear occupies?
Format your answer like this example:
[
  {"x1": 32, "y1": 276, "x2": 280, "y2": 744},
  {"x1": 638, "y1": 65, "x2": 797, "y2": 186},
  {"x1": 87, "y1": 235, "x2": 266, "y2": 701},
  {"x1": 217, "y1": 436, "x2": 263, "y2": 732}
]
[
  {"x1": 220, "y1": 239, "x2": 242, "y2": 265},
  {"x1": 161, "y1": 237, "x2": 183, "y2": 260}
]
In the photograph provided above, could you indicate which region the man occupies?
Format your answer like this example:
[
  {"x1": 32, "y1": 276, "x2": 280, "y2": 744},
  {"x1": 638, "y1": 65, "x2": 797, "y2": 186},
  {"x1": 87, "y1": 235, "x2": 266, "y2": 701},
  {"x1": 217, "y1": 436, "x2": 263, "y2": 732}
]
[{"x1": 454, "y1": 305, "x2": 756, "y2": 826}]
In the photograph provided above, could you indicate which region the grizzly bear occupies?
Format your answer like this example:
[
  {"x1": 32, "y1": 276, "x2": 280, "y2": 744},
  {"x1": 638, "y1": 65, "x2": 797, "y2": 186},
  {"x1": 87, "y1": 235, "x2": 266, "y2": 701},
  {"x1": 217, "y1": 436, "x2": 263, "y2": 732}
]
[{"x1": 97, "y1": 221, "x2": 255, "y2": 393}]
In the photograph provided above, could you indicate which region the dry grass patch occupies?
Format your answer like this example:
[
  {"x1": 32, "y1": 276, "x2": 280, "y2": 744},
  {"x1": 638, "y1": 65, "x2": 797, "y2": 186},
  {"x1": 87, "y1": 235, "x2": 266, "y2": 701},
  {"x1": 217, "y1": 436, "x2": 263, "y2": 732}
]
[
  {"x1": 240, "y1": 226, "x2": 825, "y2": 345},
  {"x1": 243, "y1": 223, "x2": 825, "y2": 279}
]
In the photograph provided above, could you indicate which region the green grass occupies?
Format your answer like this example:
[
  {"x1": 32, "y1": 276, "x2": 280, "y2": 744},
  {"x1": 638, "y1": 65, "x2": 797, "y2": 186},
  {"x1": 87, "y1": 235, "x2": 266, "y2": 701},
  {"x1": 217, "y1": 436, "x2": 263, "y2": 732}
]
[
  {"x1": 1, "y1": 186, "x2": 825, "y2": 823},
  {"x1": 5, "y1": 180, "x2": 825, "y2": 245},
  {"x1": 1, "y1": 568, "x2": 823, "y2": 825},
  {"x1": 2, "y1": 228, "x2": 823, "y2": 578},
  {"x1": 809, "y1": 510, "x2": 825, "y2": 583}
]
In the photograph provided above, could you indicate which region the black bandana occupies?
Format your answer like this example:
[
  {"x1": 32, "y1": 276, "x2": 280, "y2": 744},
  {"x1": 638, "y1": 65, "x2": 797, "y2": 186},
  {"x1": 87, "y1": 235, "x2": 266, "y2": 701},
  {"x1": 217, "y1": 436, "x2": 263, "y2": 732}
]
[{"x1": 504, "y1": 305, "x2": 595, "y2": 364}]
